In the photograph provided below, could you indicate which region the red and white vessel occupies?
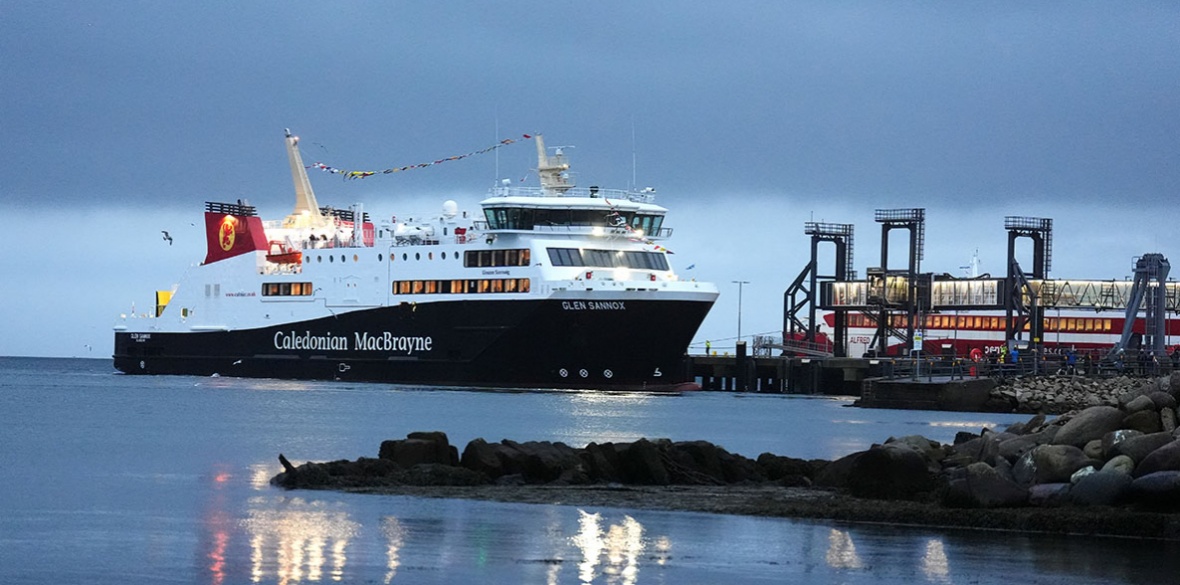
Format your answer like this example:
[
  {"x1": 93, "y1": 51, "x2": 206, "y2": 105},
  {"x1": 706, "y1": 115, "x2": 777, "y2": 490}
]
[{"x1": 113, "y1": 130, "x2": 717, "y2": 390}]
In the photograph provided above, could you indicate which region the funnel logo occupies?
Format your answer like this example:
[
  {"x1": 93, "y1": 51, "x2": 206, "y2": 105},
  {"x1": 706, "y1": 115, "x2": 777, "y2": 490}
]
[{"x1": 219, "y1": 217, "x2": 237, "y2": 251}]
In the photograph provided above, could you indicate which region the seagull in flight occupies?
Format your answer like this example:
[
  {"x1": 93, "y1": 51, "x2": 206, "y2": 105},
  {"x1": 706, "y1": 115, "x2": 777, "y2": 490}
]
[{"x1": 161, "y1": 230, "x2": 173, "y2": 245}]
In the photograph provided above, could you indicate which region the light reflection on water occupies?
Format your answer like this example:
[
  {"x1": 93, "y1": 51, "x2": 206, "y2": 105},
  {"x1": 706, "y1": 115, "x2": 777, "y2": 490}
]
[
  {"x1": 5, "y1": 358, "x2": 1179, "y2": 584},
  {"x1": 241, "y1": 497, "x2": 358, "y2": 584}
]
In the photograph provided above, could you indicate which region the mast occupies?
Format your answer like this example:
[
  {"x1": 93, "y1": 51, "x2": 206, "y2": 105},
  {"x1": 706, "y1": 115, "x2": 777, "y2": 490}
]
[
  {"x1": 534, "y1": 134, "x2": 573, "y2": 196},
  {"x1": 283, "y1": 129, "x2": 328, "y2": 228}
]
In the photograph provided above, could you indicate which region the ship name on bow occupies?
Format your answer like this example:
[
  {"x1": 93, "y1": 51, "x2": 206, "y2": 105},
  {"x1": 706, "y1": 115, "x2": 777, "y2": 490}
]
[
  {"x1": 561, "y1": 301, "x2": 626, "y2": 311},
  {"x1": 273, "y1": 330, "x2": 433, "y2": 354}
]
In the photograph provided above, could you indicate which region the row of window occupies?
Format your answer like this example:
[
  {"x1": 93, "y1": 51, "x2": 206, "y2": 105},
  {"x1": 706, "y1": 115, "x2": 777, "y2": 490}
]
[
  {"x1": 262, "y1": 282, "x2": 314, "y2": 296},
  {"x1": 483, "y1": 207, "x2": 665, "y2": 233},
  {"x1": 547, "y1": 248, "x2": 670, "y2": 270},
  {"x1": 464, "y1": 249, "x2": 531, "y2": 268},
  {"x1": 847, "y1": 313, "x2": 1116, "y2": 333},
  {"x1": 393, "y1": 278, "x2": 532, "y2": 295}
]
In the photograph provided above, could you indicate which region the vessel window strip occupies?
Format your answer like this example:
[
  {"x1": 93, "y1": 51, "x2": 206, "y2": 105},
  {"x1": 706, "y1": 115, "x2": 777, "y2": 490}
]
[
  {"x1": 262, "y1": 282, "x2": 315, "y2": 296},
  {"x1": 393, "y1": 278, "x2": 531, "y2": 295},
  {"x1": 546, "y1": 248, "x2": 669, "y2": 270},
  {"x1": 464, "y1": 249, "x2": 532, "y2": 268}
]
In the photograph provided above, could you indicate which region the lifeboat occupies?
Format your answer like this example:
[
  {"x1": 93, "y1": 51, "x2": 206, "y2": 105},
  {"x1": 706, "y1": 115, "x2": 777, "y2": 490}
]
[{"x1": 266, "y1": 240, "x2": 303, "y2": 264}]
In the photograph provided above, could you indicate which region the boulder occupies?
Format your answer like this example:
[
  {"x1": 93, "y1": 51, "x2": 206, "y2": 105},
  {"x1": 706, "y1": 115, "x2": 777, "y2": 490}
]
[
  {"x1": 943, "y1": 462, "x2": 1027, "y2": 508},
  {"x1": 616, "y1": 438, "x2": 669, "y2": 485},
  {"x1": 1070, "y1": 465, "x2": 1096, "y2": 484},
  {"x1": 1162, "y1": 408, "x2": 1177, "y2": 433},
  {"x1": 1122, "y1": 410, "x2": 1163, "y2": 434},
  {"x1": 885, "y1": 435, "x2": 944, "y2": 467},
  {"x1": 1109, "y1": 432, "x2": 1175, "y2": 464},
  {"x1": 1134, "y1": 439, "x2": 1180, "y2": 477},
  {"x1": 1149, "y1": 391, "x2": 1177, "y2": 410},
  {"x1": 813, "y1": 451, "x2": 860, "y2": 490},
  {"x1": 1069, "y1": 470, "x2": 1132, "y2": 506},
  {"x1": 1027, "y1": 483, "x2": 1071, "y2": 507},
  {"x1": 1129, "y1": 470, "x2": 1180, "y2": 508},
  {"x1": 757, "y1": 453, "x2": 816, "y2": 483},
  {"x1": 1124, "y1": 394, "x2": 1157, "y2": 414},
  {"x1": 501, "y1": 440, "x2": 584, "y2": 484},
  {"x1": 459, "y1": 438, "x2": 515, "y2": 479},
  {"x1": 1101, "y1": 429, "x2": 1143, "y2": 459},
  {"x1": 1102, "y1": 455, "x2": 1135, "y2": 475},
  {"x1": 1016, "y1": 445, "x2": 1096, "y2": 485},
  {"x1": 1051, "y1": 406, "x2": 1126, "y2": 447},
  {"x1": 1082, "y1": 440, "x2": 1103, "y2": 461},
  {"x1": 580, "y1": 442, "x2": 622, "y2": 483},
  {"x1": 997, "y1": 436, "x2": 1039, "y2": 462},
  {"x1": 379, "y1": 432, "x2": 456, "y2": 468},
  {"x1": 846, "y1": 444, "x2": 939, "y2": 500}
]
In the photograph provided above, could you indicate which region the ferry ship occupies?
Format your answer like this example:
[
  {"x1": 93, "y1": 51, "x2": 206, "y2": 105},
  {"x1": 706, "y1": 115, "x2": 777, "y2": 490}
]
[{"x1": 112, "y1": 130, "x2": 718, "y2": 390}]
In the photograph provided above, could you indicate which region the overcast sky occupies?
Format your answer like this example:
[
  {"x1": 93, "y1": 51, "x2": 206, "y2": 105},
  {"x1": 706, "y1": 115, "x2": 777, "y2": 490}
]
[{"x1": 2, "y1": 2, "x2": 1178, "y2": 357}]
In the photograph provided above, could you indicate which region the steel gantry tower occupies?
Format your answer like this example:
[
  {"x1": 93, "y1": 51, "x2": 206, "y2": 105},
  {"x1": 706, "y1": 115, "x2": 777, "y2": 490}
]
[
  {"x1": 1004, "y1": 216, "x2": 1052, "y2": 348},
  {"x1": 869, "y1": 208, "x2": 925, "y2": 356},
  {"x1": 785, "y1": 222, "x2": 854, "y2": 356}
]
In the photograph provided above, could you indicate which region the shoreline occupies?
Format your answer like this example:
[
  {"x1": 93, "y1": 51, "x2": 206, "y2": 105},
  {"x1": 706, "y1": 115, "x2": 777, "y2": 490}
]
[{"x1": 325, "y1": 483, "x2": 1180, "y2": 541}]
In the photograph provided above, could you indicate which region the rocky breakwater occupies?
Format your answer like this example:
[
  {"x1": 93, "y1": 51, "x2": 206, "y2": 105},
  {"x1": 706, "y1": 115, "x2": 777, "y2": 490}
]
[
  {"x1": 272, "y1": 431, "x2": 823, "y2": 491},
  {"x1": 271, "y1": 384, "x2": 1180, "y2": 538},
  {"x1": 989, "y1": 372, "x2": 1180, "y2": 414}
]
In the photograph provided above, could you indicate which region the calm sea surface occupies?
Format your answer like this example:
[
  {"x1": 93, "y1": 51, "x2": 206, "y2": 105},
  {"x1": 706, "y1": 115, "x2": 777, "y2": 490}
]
[{"x1": 1, "y1": 356, "x2": 1175, "y2": 584}]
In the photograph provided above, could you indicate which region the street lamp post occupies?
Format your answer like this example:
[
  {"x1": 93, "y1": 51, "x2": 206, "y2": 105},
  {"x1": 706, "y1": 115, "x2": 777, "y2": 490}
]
[{"x1": 732, "y1": 280, "x2": 749, "y2": 345}]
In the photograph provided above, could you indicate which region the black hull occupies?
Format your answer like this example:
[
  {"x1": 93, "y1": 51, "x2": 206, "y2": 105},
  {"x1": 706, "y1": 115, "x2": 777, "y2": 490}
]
[{"x1": 114, "y1": 298, "x2": 712, "y2": 391}]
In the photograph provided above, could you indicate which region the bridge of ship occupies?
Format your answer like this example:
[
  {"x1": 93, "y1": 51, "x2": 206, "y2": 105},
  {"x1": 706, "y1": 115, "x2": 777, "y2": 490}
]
[{"x1": 822, "y1": 277, "x2": 1180, "y2": 312}]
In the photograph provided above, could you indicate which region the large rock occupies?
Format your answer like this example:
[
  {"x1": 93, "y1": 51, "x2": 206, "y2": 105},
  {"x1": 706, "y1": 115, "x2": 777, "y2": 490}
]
[
  {"x1": 757, "y1": 453, "x2": 816, "y2": 483},
  {"x1": 1109, "y1": 432, "x2": 1175, "y2": 464},
  {"x1": 1123, "y1": 410, "x2": 1163, "y2": 434},
  {"x1": 885, "y1": 435, "x2": 944, "y2": 467},
  {"x1": 1162, "y1": 408, "x2": 1178, "y2": 433},
  {"x1": 846, "y1": 444, "x2": 939, "y2": 500},
  {"x1": 1130, "y1": 470, "x2": 1180, "y2": 508},
  {"x1": 460, "y1": 438, "x2": 515, "y2": 478},
  {"x1": 813, "y1": 451, "x2": 860, "y2": 489},
  {"x1": 1027, "y1": 483, "x2": 1071, "y2": 507},
  {"x1": 1069, "y1": 470, "x2": 1132, "y2": 506},
  {"x1": 1102, "y1": 455, "x2": 1135, "y2": 475},
  {"x1": 1052, "y1": 406, "x2": 1126, "y2": 447},
  {"x1": 581, "y1": 442, "x2": 623, "y2": 483},
  {"x1": 943, "y1": 462, "x2": 1028, "y2": 508},
  {"x1": 1134, "y1": 438, "x2": 1180, "y2": 477},
  {"x1": 379, "y1": 431, "x2": 457, "y2": 467},
  {"x1": 1015, "y1": 445, "x2": 1095, "y2": 485},
  {"x1": 996, "y1": 436, "x2": 1039, "y2": 463},
  {"x1": 1102, "y1": 429, "x2": 1143, "y2": 459},
  {"x1": 501, "y1": 440, "x2": 585, "y2": 484},
  {"x1": 616, "y1": 438, "x2": 670, "y2": 485},
  {"x1": 1149, "y1": 391, "x2": 1177, "y2": 410},
  {"x1": 1124, "y1": 394, "x2": 1157, "y2": 414}
]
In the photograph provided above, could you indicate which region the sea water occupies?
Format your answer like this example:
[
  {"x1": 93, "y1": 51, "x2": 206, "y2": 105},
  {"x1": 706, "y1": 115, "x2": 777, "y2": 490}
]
[{"x1": 0, "y1": 356, "x2": 1174, "y2": 584}]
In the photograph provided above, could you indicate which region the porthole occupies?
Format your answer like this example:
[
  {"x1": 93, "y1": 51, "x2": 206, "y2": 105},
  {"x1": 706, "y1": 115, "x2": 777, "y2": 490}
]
[
  {"x1": 353, "y1": 254, "x2": 359, "y2": 262},
  {"x1": 329, "y1": 255, "x2": 334, "y2": 263},
  {"x1": 428, "y1": 252, "x2": 434, "y2": 260},
  {"x1": 341, "y1": 255, "x2": 346, "y2": 263},
  {"x1": 403, "y1": 253, "x2": 408, "y2": 261},
  {"x1": 441, "y1": 251, "x2": 447, "y2": 260},
  {"x1": 317, "y1": 256, "x2": 322, "y2": 263},
  {"x1": 415, "y1": 252, "x2": 421, "y2": 261},
  {"x1": 378, "y1": 254, "x2": 383, "y2": 261}
]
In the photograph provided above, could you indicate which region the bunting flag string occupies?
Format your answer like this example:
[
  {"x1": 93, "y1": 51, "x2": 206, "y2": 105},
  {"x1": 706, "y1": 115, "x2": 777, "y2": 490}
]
[{"x1": 307, "y1": 134, "x2": 535, "y2": 180}]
